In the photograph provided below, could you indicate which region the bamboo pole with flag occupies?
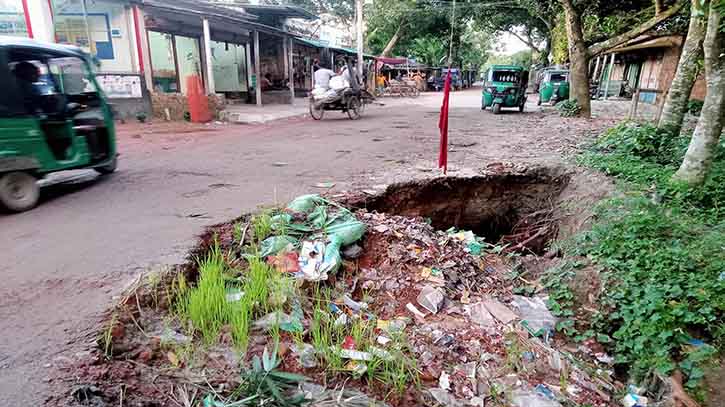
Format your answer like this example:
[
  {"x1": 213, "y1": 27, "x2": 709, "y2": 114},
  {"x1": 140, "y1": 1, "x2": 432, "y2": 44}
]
[{"x1": 438, "y1": 0, "x2": 455, "y2": 175}]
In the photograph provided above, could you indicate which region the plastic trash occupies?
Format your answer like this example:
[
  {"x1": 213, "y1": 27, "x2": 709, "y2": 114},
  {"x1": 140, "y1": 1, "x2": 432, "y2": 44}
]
[
  {"x1": 253, "y1": 310, "x2": 302, "y2": 333},
  {"x1": 511, "y1": 295, "x2": 558, "y2": 337},
  {"x1": 345, "y1": 360, "x2": 368, "y2": 376},
  {"x1": 428, "y1": 388, "x2": 464, "y2": 407},
  {"x1": 339, "y1": 349, "x2": 372, "y2": 361},
  {"x1": 334, "y1": 313, "x2": 348, "y2": 327},
  {"x1": 439, "y1": 371, "x2": 451, "y2": 390},
  {"x1": 377, "y1": 335, "x2": 392, "y2": 346},
  {"x1": 286, "y1": 194, "x2": 326, "y2": 214},
  {"x1": 342, "y1": 294, "x2": 368, "y2": 312},
  {"x1": 297, "y1": 240, "x2": 336, "y2": 281},
  {"x1": 481, "y1": 297, "x2": 518, "y2": 324},
  {"x1": 342, "y1": 336, "x2": 356, "y2": 350},
  {"x1": 407, "y1": 303, "x2": 427, "y2": 318},
  {"x1": 468, "y1": 302, "x2": 496, "y2": 327},
  {"x1": 622, "y1": 393, "x2": 649, "y2": 407},
  {"x1": 291, "y1": 343, "x2": 317, "y2": 368},
  {"x1": 267, "y1": 251, "x2": 300, "y2": 273},
  {"x1": 417, "y1": 285, "x2": 445, "y2": 314},
  {"x1": 324, "y1": 221, "x2": 366, "y2": 246},
  {"x1": 511, "y1": 388, "x2": 561, "y2": 407},
  {"x1": 260, "y1": 235, "x2": 298, "y2": 258},
  {"x1": 535, "y1": 384, "x2": 556, "y2": 400}
]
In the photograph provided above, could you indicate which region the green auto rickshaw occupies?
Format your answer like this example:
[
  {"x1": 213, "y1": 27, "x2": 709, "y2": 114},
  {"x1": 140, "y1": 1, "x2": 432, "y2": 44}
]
[
  {"x1": 538, "y1": 69, "x2": 569, "y2": 105},
  {"x1": 0, "y1": 37, "x2": 117, "y2": 212},
  {"x1": 481, "y1": 65, "x2": 529, "y2": 114}
]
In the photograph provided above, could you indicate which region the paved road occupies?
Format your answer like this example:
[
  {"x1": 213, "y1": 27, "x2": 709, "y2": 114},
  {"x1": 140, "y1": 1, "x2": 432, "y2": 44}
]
[{"x1": 0, "y1": 89, "x2": 618, "y2": 404}]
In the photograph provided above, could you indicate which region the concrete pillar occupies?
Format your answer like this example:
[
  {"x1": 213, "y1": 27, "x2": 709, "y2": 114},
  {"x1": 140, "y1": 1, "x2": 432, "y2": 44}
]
[
  {"x1": 202, "y1": 18, "x2": 215, "y2": 95},
  {"x1": 132, "y1": 6, "x2": 153, "y2": 91},
  {"x1": 282, "y1": 37, "x2": 289, "y2": 82},
  {"x1": 25, "y1": 0, "x2": 54, "y2": 42},
  {"x1": 603, "y1": 52, "x2": 616, "y2": 100},
  {"x1": 124, "y1": 6, "x2": 138, "y2": 72},
  {"x1": 245, "y1": 42, "x2": 253, "y2": 93},
  {"x1": 253, "y1": 30, "x2": 262, "y2": 106},
  {"x1": 288, "y1": 37, "x2": 295, "y2": 105}
]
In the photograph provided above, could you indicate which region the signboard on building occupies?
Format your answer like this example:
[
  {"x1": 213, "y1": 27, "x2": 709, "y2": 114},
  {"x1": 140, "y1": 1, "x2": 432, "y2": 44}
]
[{"x1": 96, "y1": 74, "x2": 143, "y2": 99}]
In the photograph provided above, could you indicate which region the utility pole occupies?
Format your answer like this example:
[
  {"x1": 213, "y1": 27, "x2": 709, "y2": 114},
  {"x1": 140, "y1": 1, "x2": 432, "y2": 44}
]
[{"x1": 355, "y1": 0, "x2": 364, "y2": 78}]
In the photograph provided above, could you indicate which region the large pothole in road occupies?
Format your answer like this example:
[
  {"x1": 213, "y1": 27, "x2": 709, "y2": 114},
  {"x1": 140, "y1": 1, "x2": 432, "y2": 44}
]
[{"x1": 361, "y1": 165, "x2": 570, "y2": 254}]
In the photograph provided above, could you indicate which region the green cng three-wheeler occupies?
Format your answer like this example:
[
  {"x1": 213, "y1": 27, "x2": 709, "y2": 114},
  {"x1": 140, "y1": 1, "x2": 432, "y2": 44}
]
[
  {"x1": 481, "y1": 65, "x2": 529, "y2": 114},
  {"x1": 0, "y1": 37, "x2": 117, "y2": 212},
  {"x1": 538, "y1": 69, "x2": 569, "y2": 105}
]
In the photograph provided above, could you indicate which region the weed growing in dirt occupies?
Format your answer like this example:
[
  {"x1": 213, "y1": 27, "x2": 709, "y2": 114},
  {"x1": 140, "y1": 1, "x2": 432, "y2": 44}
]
[
  {"x1": 252, "y1": 211, "x2": 273, "y2": 245},
  {"x1": 183, "y1": 243, "x2": 232, "y2": 343},
  {"x1": 554, "y1": 121, "x2": 725, "y2": 394},
  {"x1": 229, "y1": 345, "x2": 309, "y2": 407},
  {"x1": 99, "y1": 312, "x2": 118, "y2": 358}
]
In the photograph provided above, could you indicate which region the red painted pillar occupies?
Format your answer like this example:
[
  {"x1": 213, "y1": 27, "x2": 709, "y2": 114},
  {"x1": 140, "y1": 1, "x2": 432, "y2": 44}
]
[
  {"x1": 132, "y1": 6, "x2": 145, "y2": 73},
  {"x1": 21, "y1": 0, "x2": 34, "y2": 38}
]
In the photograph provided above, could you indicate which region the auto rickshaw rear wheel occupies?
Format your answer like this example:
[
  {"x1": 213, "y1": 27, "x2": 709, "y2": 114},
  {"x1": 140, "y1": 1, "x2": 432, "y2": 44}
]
[
  {"x1": 0, "y1": 171, "x2": 40, "y2": 212},
  {"x1": 347, "y1": 97, "x2": 362, "y2": 120},
  {"x1": 492, "y1": 103, "x2": 502, "y2": 114},
  {"x1": 95, "y1": 155, "x2": 117, "y2": 175}
]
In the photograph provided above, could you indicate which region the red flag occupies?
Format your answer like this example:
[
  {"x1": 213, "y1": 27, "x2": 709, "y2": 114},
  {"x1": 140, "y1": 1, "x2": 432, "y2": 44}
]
[{"x1": 438, "y1": 71, "x2": 452, "y2": 174}]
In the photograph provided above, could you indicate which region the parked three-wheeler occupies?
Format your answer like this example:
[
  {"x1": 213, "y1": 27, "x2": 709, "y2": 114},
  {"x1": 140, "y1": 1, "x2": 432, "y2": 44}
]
[
  {"x1": 481, "y1": 65, "x2": 529, "y2": 114},
  {"x1": 538, "y1": 69, "x2": 570, "y2": 105},
  {"x1": 0, "y1": 37, "x2": 116, "y2": 212}
]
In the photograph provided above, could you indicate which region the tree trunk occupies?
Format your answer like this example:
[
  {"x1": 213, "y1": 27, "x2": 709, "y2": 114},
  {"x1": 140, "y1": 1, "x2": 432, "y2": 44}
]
[
  {"x1": 673, "y1": 5, "x2": 725, "y2": 186},
  {"x1": 560, "y1": 0, "x2": 591, "y2": 117},
  {"x1": 658, "y1": 0, "x2": 707, "y2": 134},
  {"x1": 381, "y1": 24, "x2": 403, "y2": 57}
]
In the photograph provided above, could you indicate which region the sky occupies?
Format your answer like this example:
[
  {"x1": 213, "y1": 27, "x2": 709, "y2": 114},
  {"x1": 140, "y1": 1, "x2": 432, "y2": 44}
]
[{"x1": 492, "y1": 31, "x2": 532, "y2": 55}]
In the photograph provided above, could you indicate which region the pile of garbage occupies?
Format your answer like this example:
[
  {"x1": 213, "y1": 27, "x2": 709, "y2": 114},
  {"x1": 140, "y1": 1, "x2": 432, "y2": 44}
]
[
  {"x1": 260, "y1": 194, "x2": 366, "y2": 282},
  {"x1": 259, "y1": 195, "x2": 618, "y2": 406},
  {"x1": 49, "y1": 194, "x2": 624, "y2": 407}
]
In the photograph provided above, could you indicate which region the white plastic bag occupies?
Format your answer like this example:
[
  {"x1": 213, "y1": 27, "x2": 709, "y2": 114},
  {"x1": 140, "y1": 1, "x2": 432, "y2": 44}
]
[{"x1": 329, "y1": 75, "x2": 349, "y2": 91}]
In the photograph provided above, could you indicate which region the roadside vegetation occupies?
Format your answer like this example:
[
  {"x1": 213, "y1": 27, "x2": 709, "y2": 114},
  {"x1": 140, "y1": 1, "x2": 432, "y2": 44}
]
[
  {"x1": 168, "y1": 211, "x2": 420, "y2": 405},
  {"x1": 546, "y1": 121, "x2": 724, "y2": 400}
]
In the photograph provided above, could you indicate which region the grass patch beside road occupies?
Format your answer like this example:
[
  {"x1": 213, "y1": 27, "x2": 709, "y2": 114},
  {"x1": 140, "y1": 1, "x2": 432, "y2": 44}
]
[{"x1": 548, "y1": 122, "x2": 725, "y2": 396}]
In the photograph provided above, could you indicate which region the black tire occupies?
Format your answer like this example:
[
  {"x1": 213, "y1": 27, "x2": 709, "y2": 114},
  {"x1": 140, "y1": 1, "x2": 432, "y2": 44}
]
[
  {"x1": 492, "y1": 103, "x2": 502, "y2": 114},
  {"x1": 537, "y1": 98, "x2": 542, "y2": 106},
  {"x1": 347, "y1": 96, "x2": 362, "y2": 120},
  {"x1": 0, "y1": 171, "x2": 40, "y2": 212},
  {"x1": 519, "y1": 103, "x2": 525, "y2": 112},
  {"x1": 95, "y1": 155, "x2": 117, "y2": 175},
  {"x1": 309, "y1": 100, "x2": 324, "y2": 120},
  {"x1": 481, "y1": 104, "x2": 486, "y2": 111}
]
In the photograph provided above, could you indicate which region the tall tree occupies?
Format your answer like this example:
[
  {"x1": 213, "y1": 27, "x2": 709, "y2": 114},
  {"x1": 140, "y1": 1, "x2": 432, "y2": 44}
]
[
  {"x1": 558, "y1": 0, "x2": 686, "y2": 117},
  {"x1": 472, "y1": 0, "x2": 557, "y2": 65},
  {"x1": 673, "y1": 2, "x2": 725, "y2": 185},
  {"x1": 658, "y1": 0, "x2": 708, "y2": 135},
  {"x1": 560, "y1": 0, "x2": 591, "y2": 115}
]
